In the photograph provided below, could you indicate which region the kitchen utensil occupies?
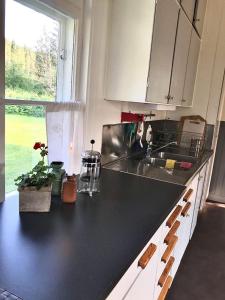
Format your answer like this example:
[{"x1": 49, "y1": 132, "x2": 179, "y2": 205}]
[
  {"x1": 190, "y1": 138, "x2": 203, "y2": 157},
  {"x1": 78, "y1": 140, "x2": 101, "y2": 197}
]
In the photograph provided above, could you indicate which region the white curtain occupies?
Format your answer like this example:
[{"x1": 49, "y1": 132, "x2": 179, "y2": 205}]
[{"x1": 46, "y1": 103, "x2": 83, "y2": 175}]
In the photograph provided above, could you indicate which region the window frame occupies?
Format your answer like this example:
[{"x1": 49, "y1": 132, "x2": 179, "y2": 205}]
[{"x1": 0, "y1": 0, "x2": 82, "y2": 200}]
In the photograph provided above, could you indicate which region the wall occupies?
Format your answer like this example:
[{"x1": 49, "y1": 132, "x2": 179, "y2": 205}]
[
  {"x1": 83, "y1": 0, "x2": 166, "y2": 151},
  {"x1": 166, "y1": 0, "x2": 225, "y2": 126}
]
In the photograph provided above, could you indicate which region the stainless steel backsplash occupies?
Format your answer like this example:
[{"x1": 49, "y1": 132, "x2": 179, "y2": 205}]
[
  {"x1": 101, "y1": 120, "x2": 214, "y2": 165},
  {"x1": 101, "y1": 123, "x2": 144, "y2": 165}
]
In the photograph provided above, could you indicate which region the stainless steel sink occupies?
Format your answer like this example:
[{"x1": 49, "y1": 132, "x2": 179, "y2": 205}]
[
  {"x1": 141, "y1": 151, "x2": 199, "y2": 170},
  {"x1": 104, "y1": 148, "x2": 210, "y2": 186},
  {"x1": 142, "y1": 157, "x2": 166, "y2": 168},
  {"x1": 152, "y1": 151, "x2": 198, "y2": 164}
]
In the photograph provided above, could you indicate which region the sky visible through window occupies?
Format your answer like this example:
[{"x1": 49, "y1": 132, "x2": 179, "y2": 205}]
[{"x1": 6, "y1": 0, "x2": 58, "y2": 49}]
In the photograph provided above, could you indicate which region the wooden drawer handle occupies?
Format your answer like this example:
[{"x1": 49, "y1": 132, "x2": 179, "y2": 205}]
[
  {"x1": 183, "y1": 189, "x2": 193, "y2": 202},
  {"x1": 138, "y1": 243, "x2": 157, "y2": 269},
  {"x1": 162, "y1": 236, "x2": 178, "y2": 263},
  {"x1": 164, "y1": 221, "x2": 180, "y2": 245},
  {"x1": 181, "y1": 202, "x2": 191, "y2": 217},
  {"x1": 158, "y1": 256, "x2": 175, "y2": 287},
  {"x1": 158, "y1": 275, "x2": 173, "y2": 300},
  {"x1": 166, "y1": 205, "x2": 182, "y2": 228}
]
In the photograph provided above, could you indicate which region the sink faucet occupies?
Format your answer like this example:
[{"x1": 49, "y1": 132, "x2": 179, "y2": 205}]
[
  {"x1": 146, "y1": 141, "x2": 178, "y2": 158},
  {"x1": 146, "y1": 141, "x2": 153, "y2": 158}
]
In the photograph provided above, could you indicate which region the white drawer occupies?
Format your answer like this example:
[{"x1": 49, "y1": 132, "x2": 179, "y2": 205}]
[{"x1": 107, "y1": 224, "x2": 163, "y2": 300}]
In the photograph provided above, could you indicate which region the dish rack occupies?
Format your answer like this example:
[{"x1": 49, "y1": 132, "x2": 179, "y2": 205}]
[{"x1": 153, "y1": 129, "x2": 206, "y2": 158}]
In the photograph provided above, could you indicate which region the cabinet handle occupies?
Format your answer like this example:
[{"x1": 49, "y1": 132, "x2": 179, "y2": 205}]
[
  {"x1": 183, "y1": 189, "x2": 193, "y2": 202},
  {"x1": 138, "y1": 243, "x2": 157, "y2": 269},
  {"x1": 158, "y1": 275, "x2": 173, "y2": 300},
  {"x1": 161, "y1": 236, "x2": 178, "y2": 263},
  {"x1": 166, "y1": 205, "x2": 182, "y2": 228},
  {"x1": 164, "y1": 221, "x2": 180, "y2": 245},
  {"x1": 181, "y1": 202, "x2": 191, "y2": 217},
  {"x1": 158, "y1": 256, "x2": 175, "y2": 287}
]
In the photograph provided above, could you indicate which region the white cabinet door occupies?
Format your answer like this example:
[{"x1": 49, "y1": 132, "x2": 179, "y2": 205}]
[
  {"x1": 180, "y1": 0, "x2": 196, "y2": 21},
  {"x1": 146, "y1": 0, "x2": 179, "y2": 104},
  {"x1": 123, "y1": 246, "x2": 159, "y2": 300},
  {"x1": 105, "y1": 0, "x2": 156, "y2": 102},
  {"x1": 200, "y1": 162, "x2": 209, "y2": 210},
  {"x1": 171, "y1": 175, "x2": 198, "y2": 277},
  {"x1": 190, "y1": 164, "x2": 207, "y2": 238},
  {"x1": 169, "y1": 10, "x2": 192, "y2": 105},
  {"x1": 107, "y1": 224, "x2": 163, "y2": 300},
  {"x1": 194, "y1": 0, "x2": 207, "y2": 37},
  {"x1": 181, "y1": 28, "x2": 200, "y2": 106},
  {"x1": 123, "y1": 227, "x2": 162, "y2": 300},
  {"x1": 154, "y1": 199, "x2": 184, "y2": 299}
]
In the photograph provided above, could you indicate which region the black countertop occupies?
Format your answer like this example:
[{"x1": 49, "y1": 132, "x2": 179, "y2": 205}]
[{"x1": 0, "y1": 169, "x2": 185, "y2": 300}]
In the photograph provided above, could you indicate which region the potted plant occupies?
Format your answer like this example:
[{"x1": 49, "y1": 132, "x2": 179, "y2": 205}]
[{"x1": 15, "y1": 142, "x2": 55, "y2": 212}]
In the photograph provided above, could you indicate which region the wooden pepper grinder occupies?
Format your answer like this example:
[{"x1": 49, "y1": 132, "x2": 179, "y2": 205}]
[{"x1": 62, "y1": 174, "x2": 77, "y2": 203}]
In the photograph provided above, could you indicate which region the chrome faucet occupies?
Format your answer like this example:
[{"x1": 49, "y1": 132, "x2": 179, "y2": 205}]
[
  {"x1": 146, "y1": 141, "x2": 178, "y2": 158},
  {"x1": 146, "y1": 141, "x2": 153, "y2": 158}
]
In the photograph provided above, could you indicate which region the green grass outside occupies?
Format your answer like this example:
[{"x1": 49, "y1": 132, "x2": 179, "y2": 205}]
[
  {"x1": 6, "y1": 87, "x2": 54, "y2": 101},
  {"x1": 6, "y1": 114, "x2": 46, "y2": 193}
]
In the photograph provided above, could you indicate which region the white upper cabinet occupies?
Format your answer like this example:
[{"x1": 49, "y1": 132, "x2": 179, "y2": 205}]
[
  {"x1": 146, "y1": 0, "x2": 179, "y2": 104},
  {"x1": 169, "y1": 10, "x2": 192, "y2": 106},
  {"x1": 181, "y1": 28, "x2": 200, "y2": 106},
  {"x1": 194, "y1": 0, "x2": 207, "y2": 37},
  {"x1": 180, "y1": 0, "x2": 196, "y2": 21},
  {"x1": 105, "y1": 0, "x2": 156, "y2": 102},
  {"x1": 105, "y1": 0, "x2": 204, "y2": 107}
]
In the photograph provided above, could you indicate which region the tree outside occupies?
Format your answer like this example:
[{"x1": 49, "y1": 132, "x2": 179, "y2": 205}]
[{"x1": 5, "y1": 24, "x2": 59, "y2": 103}]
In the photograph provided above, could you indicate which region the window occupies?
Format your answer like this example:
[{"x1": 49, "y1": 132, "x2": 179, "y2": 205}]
[
  {"x1": 5, "y1": 0, "x2": 75, "y2": 102},
  {"x1": 0, "y1": 0, "x2": 80, "y2": 195}
]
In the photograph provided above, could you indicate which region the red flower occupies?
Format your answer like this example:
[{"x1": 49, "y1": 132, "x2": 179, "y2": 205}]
[
  {"x1": 41, "y1": 143, "x2": 45, "y2": 147},
  {"x1": 33, "y1": 142, "x2": 41, "y2": 150}
]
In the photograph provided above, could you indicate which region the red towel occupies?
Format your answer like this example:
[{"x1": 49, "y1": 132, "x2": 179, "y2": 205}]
[{"x1": 121, "y1": 112, "x2": 144, "y2": 123}]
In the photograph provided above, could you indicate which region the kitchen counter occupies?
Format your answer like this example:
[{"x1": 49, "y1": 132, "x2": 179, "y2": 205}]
[
  {"x1": 104, "y1": 150, "x2": 213, "y2": 186},
  {"x1": 0, "y1": 169, "x2": 185, "y2": 300}
]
